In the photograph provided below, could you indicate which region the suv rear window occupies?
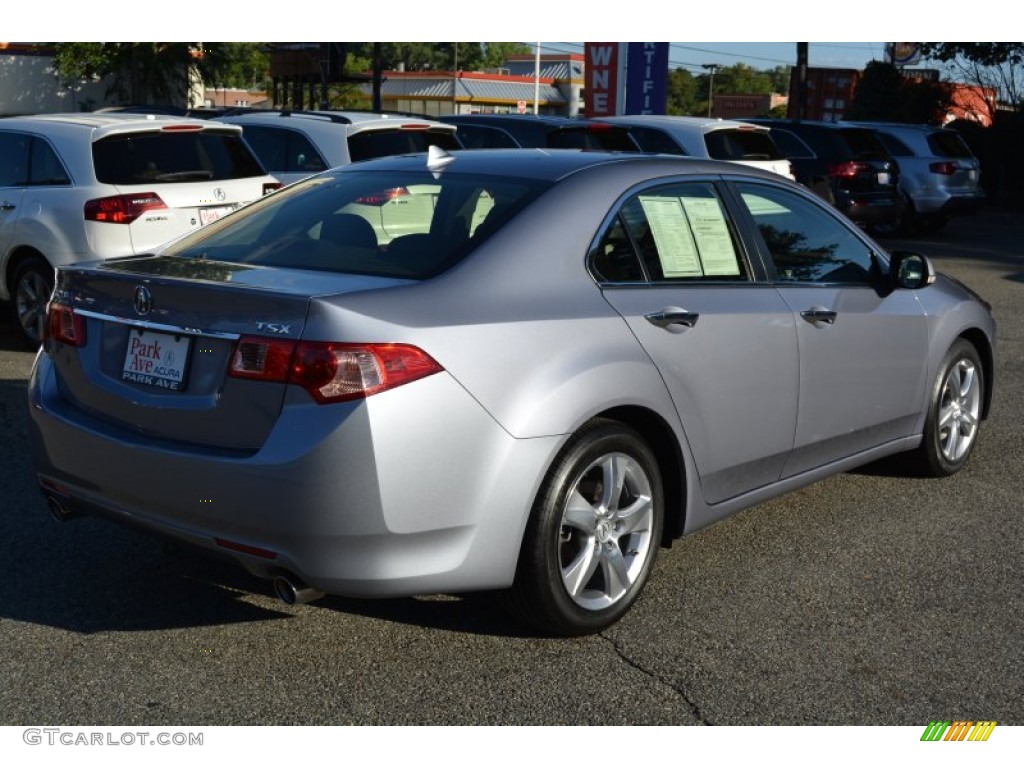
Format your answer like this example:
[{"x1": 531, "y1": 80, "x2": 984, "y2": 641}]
[
  {"x1": 547, "y1": 126, "x2": 638, "y2": 151},
  {"x1": 348, "y1": 129, "x2": 460, "y2": 163},
  {"x1": 704, "y1": 130, "x2": 782, "y2": 161},
  {"x1": 93, "y1": 131, "x2": 266, "y2": 184}
]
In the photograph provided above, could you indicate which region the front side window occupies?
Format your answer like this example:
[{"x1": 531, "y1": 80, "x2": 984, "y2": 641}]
[
  {"x1": 0, "y1": 132, "x2": 30, "y2": 187},
  {"x1": 737, "y1": 182, "x2": 877, "y2": 284},
  {"x1": 591, "y1": 182, "x2": 748, "y2": 282}
]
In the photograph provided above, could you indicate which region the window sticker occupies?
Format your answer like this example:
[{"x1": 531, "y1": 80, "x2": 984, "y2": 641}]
[
  {"x1": 639, "y1": 193, "x2": 741, "y2": 278},
  {"x1": 639, "y1": 196, "x2": 702, "y2": 277},
  {"x1": 680, "y1": 197, "x2": 739, "y2": 276}
]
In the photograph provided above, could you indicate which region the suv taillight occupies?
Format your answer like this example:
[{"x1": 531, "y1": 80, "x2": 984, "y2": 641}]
[
  {"x1": 228, "y1": 337, "x2": 442, "y2": 404},
  {"x1": 84, "y1": 193, "x2": 167, "y2": 224},
  {"x1": 827, "y1": 161, "x2": 871, "y2": 178},
  {"x1": 46, "y1": 303, "x2": 86, "y2": 347},
  {"x1": 930, "y1": 162, "x2": 958, "y2": 175}
]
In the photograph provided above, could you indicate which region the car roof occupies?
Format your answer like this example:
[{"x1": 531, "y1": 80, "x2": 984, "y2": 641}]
[
  {"x1": 441, "y1": 114, "x2": 598, "y2": 126},
  {"x1": 0, "y1": 112, "x2": 244, "y2": 141},
  {"x1": 218, "y1": 109, "x2": 454, "y2": 132},
  {"x1": 333, "y1": 147, "x2": 787, "y2": 184},
  {"x1": 603, "y1": 115, "x2": 770, "y2": 132}
]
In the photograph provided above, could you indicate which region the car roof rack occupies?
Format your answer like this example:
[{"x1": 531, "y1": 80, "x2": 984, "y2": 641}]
[{"x1": 219, "y1": 108, "x2": 353, "y2": 124}]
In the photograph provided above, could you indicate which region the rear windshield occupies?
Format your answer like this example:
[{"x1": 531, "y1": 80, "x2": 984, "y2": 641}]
[
  {"x1": 927, "y1": 130, "x2": 974, "y2": 158},
  {"x1": 93, "y1": 130, "x2": 266, "y2": 184},
  {"x1": 161, "y1": 169, "x2": 551, "y2": 280},
  {"x1": 347, "y1": 129, "x2": 461, "y2": 162},
  {"x1": 704, "y1": 129, "x2": 782, "y2": 161}
]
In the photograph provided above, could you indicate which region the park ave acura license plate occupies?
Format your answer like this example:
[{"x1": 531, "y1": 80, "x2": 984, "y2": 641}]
[{"x1": 121, "y1": 328, "x2": 191, "y2": 391}]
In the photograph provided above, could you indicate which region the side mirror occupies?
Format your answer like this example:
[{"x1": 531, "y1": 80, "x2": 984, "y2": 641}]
[{"x1": 889, "y1": 251, "x2": 936, "y2": 290}]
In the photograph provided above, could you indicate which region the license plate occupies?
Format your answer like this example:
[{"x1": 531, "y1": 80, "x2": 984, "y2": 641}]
[
  {"x1": 199, "y1": 205, "x2": 235, "y2": 226},
  {"x1": 877, "y1": 172, "x2": 892, "y2": 185},
  {"x1": 122, "y1": 328, "x2": 191, "y2": 391}
]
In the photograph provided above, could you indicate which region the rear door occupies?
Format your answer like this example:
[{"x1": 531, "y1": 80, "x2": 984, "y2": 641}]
[
  {"x1": 594, "y1": 179, "x2": 799, "y2": 504},
  {"x1": 0, "y1": 131, "x2": 29, "y2": 270}
]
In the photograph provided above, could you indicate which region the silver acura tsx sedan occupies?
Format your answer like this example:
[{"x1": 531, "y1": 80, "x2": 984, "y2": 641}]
[{"x1": 28, "y1": 148, "x2": 995, "y2": 636}]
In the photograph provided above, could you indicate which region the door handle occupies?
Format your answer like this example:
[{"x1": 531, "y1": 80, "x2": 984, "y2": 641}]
[
  {"x1": 0, "y1": 201, "x2": 16, "y2": 211},
  {"x1": 800, "y1": 308, "x2": 837, "y2": 325},
  {"x1": 645, "y1": 309, "x2": 700, "y2": 328}
]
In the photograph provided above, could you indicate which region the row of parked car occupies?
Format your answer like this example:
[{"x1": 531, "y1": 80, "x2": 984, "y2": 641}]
[{"x1": 0, "y1": 108, "x2": 985, "y2": 346}]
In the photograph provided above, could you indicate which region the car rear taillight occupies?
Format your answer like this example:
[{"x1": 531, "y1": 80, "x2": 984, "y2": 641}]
[
  {"x1": 354, "y1": 187, "x2": 410, "y2": 206},
  {"x1": 827, "y1": 161, "x2": 872, "y2": 178},
  {"x1": 930, "y1": 162, "x2": 958, "y2": 175},
  {"x1": 263, "y1": 182, "x2": 283, "y2": 195},
  {"x1": 84, "y1": 193, "x2": 168, "y2": 225},
  {"x1": 228, "y1": 337, "x2": 442, "y2": 404},
  {"x1": 46, "y1": 303, "x2": 86, "y2": 347}
]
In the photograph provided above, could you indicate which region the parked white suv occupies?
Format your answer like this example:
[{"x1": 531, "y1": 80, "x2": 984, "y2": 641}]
[
  {"x1": 215, "y1": 110, "x2": 462, "y2": 185},
  {"x1": 0, "y1": 113, "x2": 280, "y2": 344},
  {"x1": 600, "y1": 115, "x2": 795, "y2": 180}
]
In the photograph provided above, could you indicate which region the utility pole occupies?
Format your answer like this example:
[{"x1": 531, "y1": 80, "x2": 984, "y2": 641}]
[
  {"x1": 795, "y1": 43, "x2": 808, "y2": 121},
  {"x1": 702, "y1": 63, "x2": 720, "y2": 117}
]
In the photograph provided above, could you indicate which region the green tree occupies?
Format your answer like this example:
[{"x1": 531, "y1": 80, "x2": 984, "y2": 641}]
[
  {"x1": 847, "y1": 60, "x2": 951, "y2": 123},
  {"x1": 920, "y1": 42, "x2": 1024, "y2": 114},
  {"x1": 481, "y1": 42, "x2": 533, "y2": 68},
  {"x1": 52, "y1": 42, "x2": 220, "y2": 105},
  {"x1": 666, "y1": 67, "x2": 699, "y2": 115}
]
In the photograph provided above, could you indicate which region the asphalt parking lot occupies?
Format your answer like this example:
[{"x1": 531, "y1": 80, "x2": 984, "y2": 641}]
[{"x1": 1, "y1": 210, "x2": 1021, "y2": 726}]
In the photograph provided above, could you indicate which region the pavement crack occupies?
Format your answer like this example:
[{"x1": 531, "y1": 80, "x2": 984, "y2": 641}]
[{"x1": 598, "y1": 631, "x2": 713, "y2": 725}]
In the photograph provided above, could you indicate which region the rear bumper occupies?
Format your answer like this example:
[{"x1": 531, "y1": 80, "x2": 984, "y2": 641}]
[
  {"x1": 839, "y1": 194, "x2": 907, "y2": 224},
  {"x1": 28, "y1": 354, "x2": 561, "y2": 598},
  {"x1": 906, "y1": 187, "x2": 986, "y2": 217}
]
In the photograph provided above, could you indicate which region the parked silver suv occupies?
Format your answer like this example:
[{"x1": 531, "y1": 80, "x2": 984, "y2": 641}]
[
  {"x1": 843, "y1": 122, "x2": 985, "y2": 234},
  {"x1": 216, "y1": 110, "x2": 461, "y2": 185}
]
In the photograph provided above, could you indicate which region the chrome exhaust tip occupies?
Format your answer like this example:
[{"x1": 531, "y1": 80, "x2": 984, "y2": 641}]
[
  {"x1": 272, "y1": 574, "x2": 324, "y2": 605},
  {"x1": 46, "y1": 496, "x2": 77, "y2": 523}
]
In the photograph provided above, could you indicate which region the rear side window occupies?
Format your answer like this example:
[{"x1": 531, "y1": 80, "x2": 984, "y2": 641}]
[
  {"x1": 836, "y1": 129, "x2": 889, "y2": 161},
  {"x1": 768, "y1": 129, "x2": 814, "y2": 159},
  {"x1": 705, "y1": 129, "x2": 782, "y2": 161},
  {"x1": 93, "y1": 131, "x2": 266, "y2": 184},
  {"x1": 592, "y1": 181, "x2": 749, "y2": 282},
  {"x1": 928, "y1": 131, "x2": 974, "y2": 158},
  {"x1": 454, "y1": 124, "x2": 519, "y2": 149},
  {"x1": 348, "y1": 129, "x2": 460, "y2": 162},
  {"x1": 547, "y1": 127, "x2": 638, "y2": 151},
  {"x1": 875, "y1": 132, "x2": 913, "y2": 157},
  {"x1": 625, "y1": 126, "x2": 685, "y2": 155},
  {"x1": 240, "y1": 126, "x2": 327, "y2": 175},
  {"x1": 29, "y1": 138, "x2": 71, "y2": 186}
]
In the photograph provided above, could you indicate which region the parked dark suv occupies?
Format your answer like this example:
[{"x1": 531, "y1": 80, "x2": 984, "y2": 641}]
[
  {"x1": 439, "y1": 114, "x2": 642, "y2": 151},
  {"x1": 745, "y1": 119, "x2": 905, "y2": 231}
]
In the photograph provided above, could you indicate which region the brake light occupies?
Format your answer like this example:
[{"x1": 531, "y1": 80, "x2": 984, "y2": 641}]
[
  {"x1": 228, "y1": 337, "x2": 442, "y2": 404},
  {"x1": 827, "y1": 161, "x2": 871, "y2": 178},
  {"x1": 263, "y1": 182, "x2": 283, "y2": 195},
  {"x1": 160, "y1": 125, "x2": 203, "y2": 132},
  {"x1": 354, "y1": 187, "x2": 410, "y2": 206},
  {"x1": 84, "y1": 193, "x2": 167, "y2": 224},
  {"x1": 586, "y1": 123, "x2": 613, "y2": 132},
  {"x1": 399, "y1": 123, "x2": 430, "y2": 130},
  {"x1": 930, "y1": 162, "x2": 958, "y2": 175},
  {"x1": 46, "y1": 303, "x2": 86, "y2": 347}
]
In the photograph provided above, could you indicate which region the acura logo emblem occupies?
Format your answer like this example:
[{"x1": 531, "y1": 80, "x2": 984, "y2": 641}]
[
  {"x1": 214, "y1": 187, "x2": 227, "y2": 202},
  {"x1": 133, "y1": 285, "x2": 152, "y2": 316}
]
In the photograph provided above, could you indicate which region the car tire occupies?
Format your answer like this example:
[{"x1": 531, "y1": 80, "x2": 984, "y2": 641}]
[
  {"x1": 11, "y1": 255, "x2": 55, "y2": 348},
  {"x1": 912, "y1": 339, "x2": 984, "y2": 477},
  {"x1": 504, "y1": 419, "x2": 663, "y2": 636}
]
